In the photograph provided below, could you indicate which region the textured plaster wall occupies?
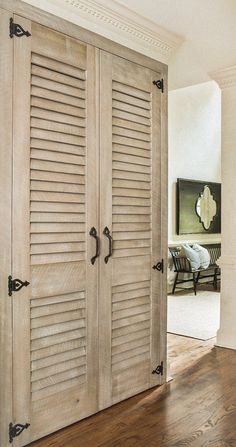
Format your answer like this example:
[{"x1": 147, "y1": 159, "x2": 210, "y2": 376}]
[{"x1": 168, "y1": 81, "x2": 221, "y2": 245}]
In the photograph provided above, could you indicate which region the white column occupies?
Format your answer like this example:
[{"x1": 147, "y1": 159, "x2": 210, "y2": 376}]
[{"x1": 211, "y1": 66, "x2": 236, "y2": 349}]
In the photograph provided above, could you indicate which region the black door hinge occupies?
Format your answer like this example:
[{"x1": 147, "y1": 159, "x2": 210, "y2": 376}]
[
  {"x1": 9, "y1": 422, "x2": 30, "y2": 443},
  {"x1": 152, "y1": 361, "x2": 164, "y2": 376},
  {"x1": 9, "y1": 18, "x2": 31, "y2": 38},
  {"x1": 8, "y1": 275, "x2": 30, "y2": 296},
  {"x1": 153, "y1": 78, "x2": 164, "y2": 93},
  {"x1": 153, "y1": 259, "x2": 164, "y2": 273}
]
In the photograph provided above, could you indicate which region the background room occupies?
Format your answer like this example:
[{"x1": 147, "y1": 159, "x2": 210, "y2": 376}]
[{"x1": 167, "y1": 80, "x2": 221, "y2": 350}]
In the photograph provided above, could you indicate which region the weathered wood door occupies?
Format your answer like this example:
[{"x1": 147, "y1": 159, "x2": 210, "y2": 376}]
[
  {"x1": 1, "y1": 11, "x2": 167, "y2": 447},
  {"x1": 99, "y1": 52, "x2": 166, "y2": 409},
  {"x1": 12, "y1": 17, "x2": 99, "y2": 445}
]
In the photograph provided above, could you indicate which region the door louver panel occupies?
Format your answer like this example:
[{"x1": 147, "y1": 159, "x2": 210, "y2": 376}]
[
  {"x1": 30, "y1": 53, "x2": 86, "y2": 265},
  {"x1": 30, "y1": 290, "x2": 87, "y2": 402},
  {"x1": 112, "y1": 280, "x2": 151, "y2": 373},
  {"x1": 112, "y1": 81, "x2": 152, "y2": 259}
]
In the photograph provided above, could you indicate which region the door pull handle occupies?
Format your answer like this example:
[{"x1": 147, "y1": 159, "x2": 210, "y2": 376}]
[
  {"x1": 103, "y1": 226, "x2": 113, "y2": 264},
  {"x1": 89, "y1": 227, "x2": 100, "y2": 265}
]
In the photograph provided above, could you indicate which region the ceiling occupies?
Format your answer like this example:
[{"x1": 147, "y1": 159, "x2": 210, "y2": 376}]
[
  {"x1": 114, "y1": 0, "x2": 236, "y2": 89},
  {"x1": 22, "y1": 0, "x2": 236, "y2": 90}
]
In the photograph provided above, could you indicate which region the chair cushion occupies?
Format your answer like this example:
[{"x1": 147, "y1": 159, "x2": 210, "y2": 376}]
[
  {"x1": 192, "y1": 244, "x2": 210, "y2": 269},
  {"x1": 179, "y1": 244, "x2": 201, "y2": 271}
]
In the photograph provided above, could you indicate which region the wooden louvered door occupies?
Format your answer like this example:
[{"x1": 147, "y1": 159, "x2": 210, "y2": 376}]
[
  {"x1": 99, "y1": 51, "x2": 164, "y2": 408},
  {"x1": 12, "y1": 17, "x2": 99, "y2": 445}
]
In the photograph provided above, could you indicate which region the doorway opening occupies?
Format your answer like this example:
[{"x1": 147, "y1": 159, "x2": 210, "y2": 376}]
[{"x1": 167, "y1": 80, "x2": 221, "y2": 378}]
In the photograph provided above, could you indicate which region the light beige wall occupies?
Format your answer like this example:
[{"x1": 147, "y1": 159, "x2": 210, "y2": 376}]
[{"x1": 168, "y1": 81, "x2": 221, "y2": 244}]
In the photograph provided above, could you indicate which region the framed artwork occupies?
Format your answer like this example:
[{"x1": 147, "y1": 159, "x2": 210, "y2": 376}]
[{"x1": 176, "y1": 178, "x2": 221, "y2": 235}]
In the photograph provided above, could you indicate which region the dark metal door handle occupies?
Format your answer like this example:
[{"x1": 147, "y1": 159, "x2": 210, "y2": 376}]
[
  {"x1": 89, "y1": 227, "x2": 100, "y2": 265},
  {"x1": 103, "y1": 226, "x2": 113, "y2": 264}
]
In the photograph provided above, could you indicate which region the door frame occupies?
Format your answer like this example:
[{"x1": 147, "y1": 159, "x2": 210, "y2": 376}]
[{"x1": 0, "y1": 1, "x2": 168, "y2": 445}]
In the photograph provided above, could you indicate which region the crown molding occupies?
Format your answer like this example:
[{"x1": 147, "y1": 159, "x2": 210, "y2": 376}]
[
  {"x1": 210, "y1": 65, "x2": 236, "y2": 90},
  {"x1": 65, "y1": 0, "x2": 183, "y2": 63},
  {"x1": 22, "y1": 0, "x2": 183, "y2": 64}
]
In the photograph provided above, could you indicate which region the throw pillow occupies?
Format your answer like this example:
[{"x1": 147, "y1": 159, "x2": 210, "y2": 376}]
[
  {"x1": 179, "y1": 244, "x2": 201, "y2": 271},
  {"x1": 192, "y1": 244, "x2": 210, "y2": 269}
]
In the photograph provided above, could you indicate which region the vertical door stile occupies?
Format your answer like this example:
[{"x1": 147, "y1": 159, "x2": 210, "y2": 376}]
[
  {"x1": 0, "y1": 9, "x2": 14, "y2": 447},
  {"x1": 12, "y1": 15, "x2": 32, "y2": 447},
  {"x1": 99, "y1": 51, "x2": 113, "y2": 409},
  {"x1": 150, "y1": 70, "x2": 163, "y2": 386},
  {"x1": 159, "y1": 69, "x2": 168, "y2": 382},
  {"x1": 86, "y1": 44, "x2": 100, "y2": 409}
]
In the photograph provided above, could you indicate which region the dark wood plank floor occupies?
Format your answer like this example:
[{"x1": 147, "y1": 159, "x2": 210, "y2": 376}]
[{"x1": 29, "y1": 334, "x2": 236, "y2": 447}]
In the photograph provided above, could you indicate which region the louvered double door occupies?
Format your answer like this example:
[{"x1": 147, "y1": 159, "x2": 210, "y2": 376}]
[{"x1": 11, "y1": 18, "x2": 165, "y2": 447}]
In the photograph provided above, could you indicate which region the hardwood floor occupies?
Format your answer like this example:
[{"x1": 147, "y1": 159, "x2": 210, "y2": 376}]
[
  {"x1": 29, "y1": 334, "x2": 236, "y2": 447},
  {"x1": 167, "y1": 333, "x2": 216, "y2": 378}
]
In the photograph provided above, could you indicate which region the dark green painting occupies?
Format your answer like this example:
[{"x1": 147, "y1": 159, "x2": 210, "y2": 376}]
[{"x1": 176, "y1": 178, "x2": 221, "y2": 235}]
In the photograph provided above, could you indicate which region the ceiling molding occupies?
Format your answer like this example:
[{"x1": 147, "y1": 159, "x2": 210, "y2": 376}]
[
  {"x1": 65, "y1": 0, "x2": 183, "y2": 63},
  {"x1": 22, "y1": 0, "x2": 183, "y2": 64},
  {"x1": 210, "y1": 65, "x2": 236, "y2": 90}
]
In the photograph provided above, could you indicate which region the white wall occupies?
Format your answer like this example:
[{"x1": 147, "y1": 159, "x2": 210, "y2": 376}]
[
  {"x1": 168, "y1": 80, "x2": 221, "y2": 244},
  {"x1": 215, "y1": 71, "x2": 236, "y2": 349}
]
